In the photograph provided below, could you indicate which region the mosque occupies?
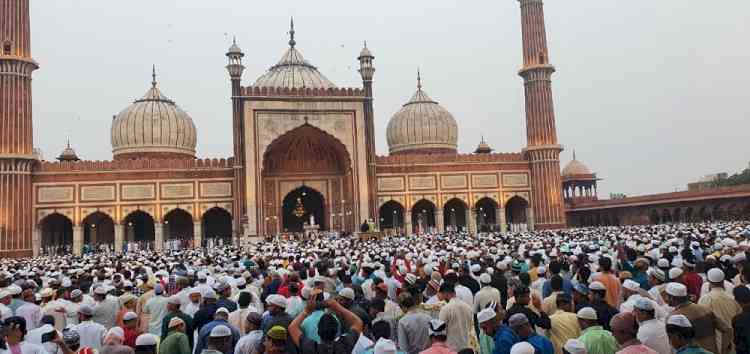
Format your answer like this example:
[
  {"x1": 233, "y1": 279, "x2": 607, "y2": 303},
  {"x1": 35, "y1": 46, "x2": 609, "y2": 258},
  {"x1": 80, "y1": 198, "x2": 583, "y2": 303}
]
[
  {"x1": 0, "y1": 0, "x2": 570, "y2": 257},
  {"x1": 4, "y1": 1, "x2": 746, "y2": 258}
]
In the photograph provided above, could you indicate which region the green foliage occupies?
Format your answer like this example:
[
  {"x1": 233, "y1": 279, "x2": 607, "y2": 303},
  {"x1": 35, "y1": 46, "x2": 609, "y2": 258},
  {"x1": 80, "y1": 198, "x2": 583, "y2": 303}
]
[{"x1": 716, "y1": 166, "x2": 750, "y2": 187}]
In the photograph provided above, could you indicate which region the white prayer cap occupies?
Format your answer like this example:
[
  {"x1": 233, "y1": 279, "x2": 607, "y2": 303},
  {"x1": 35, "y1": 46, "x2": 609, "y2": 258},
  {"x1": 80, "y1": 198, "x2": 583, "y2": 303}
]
[
  {"x1": 168, "y1": 295, "x2": 181, "y2": 305},
  {"x1": 135, "y1": 333, "x2": 158, "y2": 346},
  {"x1": 669, "y1": 268, "x2": 684, "y2": 280},
  {"x1": 470, "y1": 264, "x2": 481, "y2": 273},
  {"x1": 6, "y1": 285, "x2": 21, "y2": 295},
  {"x1": 563, "y1": 339, "x2": 588, "y2": 354},
  {"x1": 373, "y1": 338, "x2": 397, "y2": 354},
  {"x1": 216, "y1": 307, "x2": 230, "y2": 316},
  {"x1": 428, "y1": 319, "x2": 447, "y2": 337},
  {"x1": 168, "y1": 317, "x2": 185, "y2": 329},
  {"x1": 707, "y1": 268, "x2": 725, "y2": 283},
  {"x1": 622, "y1": 279, "x2": 640, "y2": 292},
  {"x1": 404, "y1": 273, "x2": 418, "y2": 285},
  {"x1": 657, "y1": 259, "x2": 670, "y2": 268},
  {"x1": 477, "y1": 308, "x2": 497, "y2": 324},
  {"x1": 511, "y1": 342, "x2": 536, "y2": 354},
  {"x1": 123, "y1": 311, "x2": 138, "y2": 321},
  {"x1": 266, "y1": 294, "x2": 287, "y2": 309},
  {"x1": 508, "y1": 313, "x2": 529, "y2": 327},
  {"x1": 202, "y1": 289, "x2": 217, "y2": 300},
  {"x1": 188, "y1": 287, "x2": 201, "y2": 295},
  {"x1": 665, "y1": 282, "x2": 687, "y2": 297},
  {"x1": 589, "y1": 281, "x2": 606, "y2": 291},
  {"x1": 338, "y1": 288, "x2": 355, "y2": 301},
  {"x1": 106, "y1": 327, "x2": 124, "y2": 340},
  {"x1": 576, "y1": 307, "x2": 598, "y2": 321},
  {"x1": 633, "y1": 298, "x2": 655, "y2": 311},
  {"x1": 480, "y1": 273, "x2": 492, "y2": 285},
  {"x1": 666, "y1": 314, "x2": 692, "y2": 328}
]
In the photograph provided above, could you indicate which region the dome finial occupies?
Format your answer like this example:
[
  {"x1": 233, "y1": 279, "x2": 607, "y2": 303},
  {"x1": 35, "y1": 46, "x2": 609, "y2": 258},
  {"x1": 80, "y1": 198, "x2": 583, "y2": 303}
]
[
  {"x1": 417, "y1": 68, "x2": 422, "y2": 90},
  {"x1": 364, "y1": 40, "x2": 367, "y2": 49},
  {"x1": 288, "y1": 17, "x2": 296, "y2": 48},
  {"x1": 232, "y1": 35, "x2": 237, "y2": 45},
  {"x1": 151, "y1": 64, "x2": 157, "y2": 88},
  {"x1": 573, "y1": 149, "x2": 576, "y2": 161}
]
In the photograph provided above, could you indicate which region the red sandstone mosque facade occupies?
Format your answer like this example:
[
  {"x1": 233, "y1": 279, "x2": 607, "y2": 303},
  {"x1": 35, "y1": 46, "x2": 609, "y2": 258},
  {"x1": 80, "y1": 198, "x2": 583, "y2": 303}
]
[{"x1": 1, "y1": 0, "x2": 748, "y2": 258}]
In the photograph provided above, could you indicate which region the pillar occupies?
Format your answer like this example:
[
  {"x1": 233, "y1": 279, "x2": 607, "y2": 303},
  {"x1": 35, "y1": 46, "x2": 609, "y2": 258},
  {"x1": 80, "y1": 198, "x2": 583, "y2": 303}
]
[
  {"x1": 154, "y1": 222, "x2": 164, "y2": 251},
  {"x1": 468, "y1": 209, "x2": 477, "y2": 235},
  {"x1": 0, "y1": 0, "x2": 38, "y2": 258},
  {"x1": 404, "y1": 211, "x2": 412, "y2": 236},
  {"x1": 114, "y1": 224, "x2": 124, "y2": 253},
  {"x1": 193, "y1": 221, "x2": 202, "y2": 249},
  {"x1": 435, "y1": 210, "x2": 444, "y2": 233},
  {"x1": 32, "y1": 226, "x2": 40, "y2": 257},
  {"x1": 527, "y1": 207, "x2": 535, "y2": 232},
  {"x1": 73, "y1": 225, "x2": 83, "y2": 256},
  {"x1": 498, "y1": 208, "x2": 508, "y2": 233}
]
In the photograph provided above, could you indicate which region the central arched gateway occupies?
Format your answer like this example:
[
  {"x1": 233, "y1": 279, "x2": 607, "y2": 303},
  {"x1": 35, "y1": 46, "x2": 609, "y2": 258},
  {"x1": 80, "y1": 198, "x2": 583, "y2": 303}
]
[
  {"x1": 282, "y1": 186, "x2": 326, "y2": 232},
  {"x1": 261, "y1": 124, "x2": 354, "y2": 235}
]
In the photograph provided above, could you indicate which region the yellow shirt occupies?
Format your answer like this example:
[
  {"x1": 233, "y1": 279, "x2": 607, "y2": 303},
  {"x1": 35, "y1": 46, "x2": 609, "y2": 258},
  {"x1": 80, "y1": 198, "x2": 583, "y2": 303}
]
[{"x1": 548, "y1": 310, "x2": 582, "y2": 354}]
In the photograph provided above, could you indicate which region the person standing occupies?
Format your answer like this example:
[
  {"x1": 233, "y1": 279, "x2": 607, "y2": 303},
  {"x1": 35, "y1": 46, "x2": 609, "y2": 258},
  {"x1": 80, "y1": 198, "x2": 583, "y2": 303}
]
[
  {"x1": 697, "y1": 268, "x2": 739, "y2": 354},
  {"x1": 398, "y1": 292, "x2": 432, "y2": 354},
  {"x1": 547, "y1": 294, "x2": 581, "y2": 354},
  {"x1": 665, "y1": 315, "x2": 712, "y2": 354},
  {"x1": 576, "y1": 307, "x2": 618, "y2": 354},
  {"x1": 475, "y1": 274, "x2": 502, "y2": 313},
  {"x1": 592, "y1": 258, "x2": 621, "y2": 309},
  {"x1": 477, "y1": 308, "x2": 518, "y2": 354},
  {"x1": 609, "y1": 312, "x2": 657, "y2": 354},
  {"x1": 160, "y1": 295, "x2": 193, "y2": 349},
  {"x1": 665, "y1": 282, "x2": 731, "y2": 354},
  {"x1": 234, "y1": 312, "x2": 264, "y2": 354},
  {"x1": 632, "y1": 299, "x2": 670, "y2": 354},
  {"x1": 508, "y1": 313, "x2": 554, "y2": 354},
  {"x1": 732, "y1": 286, "x2": 750, "y2": 354},
  {"x1": 74, "y1": 305, "x2": 106, "y2": 352},
  {"x1": 438, "y1": 282, "x2": 478, "y2": 352},
  {"x1": 143, "y1": 284, "x2": 169, "y2": 336},
  {"x1": 159, "y1": 317, "x2": 191, "y2": 354},
  {"x1": 419, "y1": 319, "x2": 457, "y2": 354}
]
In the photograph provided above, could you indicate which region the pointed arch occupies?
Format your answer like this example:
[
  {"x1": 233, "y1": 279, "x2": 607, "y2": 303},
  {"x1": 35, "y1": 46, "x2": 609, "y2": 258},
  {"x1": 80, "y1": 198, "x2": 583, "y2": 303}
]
[
  {"x1": 38, "y1": 213, "x2": 73, "y2": 254},
  {"x1": 475, "y1": 197, "x2": 499, "y2": 232},
  {"x1": 378, "y1": 200, "x2": 404, "y2": 231},
  {"x1": 443, "y1": 198, "x2": 468, "y2": 231},
  {"x1": 411, "y1": 199, "x2": 436, "y2": 234}
]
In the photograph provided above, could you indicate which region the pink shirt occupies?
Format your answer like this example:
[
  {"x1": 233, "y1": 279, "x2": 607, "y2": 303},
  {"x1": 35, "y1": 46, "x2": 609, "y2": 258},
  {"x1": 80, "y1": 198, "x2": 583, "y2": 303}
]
[
  {"x1": 617, "y1": 343, "x2": 659, "y2": 354},
  {"x1": 420, "y1": 342, "x2": 457, "y2": 354}
]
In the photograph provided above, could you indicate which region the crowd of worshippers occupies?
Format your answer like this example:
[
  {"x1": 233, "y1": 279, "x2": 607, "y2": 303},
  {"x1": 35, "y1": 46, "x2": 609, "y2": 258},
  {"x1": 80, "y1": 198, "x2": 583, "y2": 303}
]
[{"x1": 0, "y1": 221, "x2": 749, "y2": 354}]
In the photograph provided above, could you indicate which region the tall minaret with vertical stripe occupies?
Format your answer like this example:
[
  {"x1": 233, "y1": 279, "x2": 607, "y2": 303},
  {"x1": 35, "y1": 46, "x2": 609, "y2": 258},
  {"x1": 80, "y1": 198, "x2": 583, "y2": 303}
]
[
  {"x1": 518, "y1": 0, "x2": 566, "y2": 229},
  {"x1": 0, "y1": 0, "x2": 39, "y2": 257}
]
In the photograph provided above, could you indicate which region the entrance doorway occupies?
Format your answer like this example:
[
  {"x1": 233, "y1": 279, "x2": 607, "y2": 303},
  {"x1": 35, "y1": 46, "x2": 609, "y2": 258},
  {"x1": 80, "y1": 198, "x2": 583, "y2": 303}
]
[
  {"x1": 378, "y1": 201, "x2": 404, "y2": 233},
  {"x1": 443, "y1": 198, "x2": 467, "y2": 232},
  {"x1": 282, "y1": 186, "x2": 325, "y2": 232},
  {"x1": 82, "y1": 212, "x2": 115, "y2": 247},
  {"x1": 203, "y1": 207, "x2": 232, "y2": 244},
  {"x1": 411, "y1": 199, "x2": 436, "y2": 234},
  {"x1": 505, "y1": 196, "x2": 529, "y2": 232},
  {"x1": 123, "y1": 210, "x2": 155, "y2": 245},
  {"x1": 39, "y1": 213, "x2": 73, "y2": 255}
]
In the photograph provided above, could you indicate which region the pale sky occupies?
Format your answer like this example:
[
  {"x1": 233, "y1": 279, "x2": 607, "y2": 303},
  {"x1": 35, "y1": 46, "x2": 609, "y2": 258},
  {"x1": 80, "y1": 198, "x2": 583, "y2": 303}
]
[{"x1": 29, "y1": 1, "x2": 750, "y2": 198}]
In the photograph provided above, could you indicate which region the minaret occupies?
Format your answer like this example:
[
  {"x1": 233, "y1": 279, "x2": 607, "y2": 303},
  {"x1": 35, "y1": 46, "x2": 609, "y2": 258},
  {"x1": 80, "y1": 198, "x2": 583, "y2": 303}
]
[
  {"x1": 226, "y1": 36, "x2": 246, "y2": 242},
  {"x1": 358, "y1": 41, "x2": 377, "y2": 221},
  {"x1": 0, "y1": 0, "x2": 39, "y2": 257},
  {"x1": 517, "y1": 0, "x2": 566, "y2": 229}
]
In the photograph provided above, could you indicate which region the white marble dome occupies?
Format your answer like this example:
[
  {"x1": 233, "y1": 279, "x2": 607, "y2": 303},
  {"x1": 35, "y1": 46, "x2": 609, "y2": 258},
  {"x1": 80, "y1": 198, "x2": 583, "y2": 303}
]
[
  {"x1": 562, "y1": 158, "x2": 592, "y2": 176},
  {"x1": 111, "y1": 75, "x2": 197, "y2": 159},
  {"x1": 386, "y1": 75, "x2": 458, "y2": 155},
  {"x1": 253, "y1": 22, "x2": 336, "y2": 89}
]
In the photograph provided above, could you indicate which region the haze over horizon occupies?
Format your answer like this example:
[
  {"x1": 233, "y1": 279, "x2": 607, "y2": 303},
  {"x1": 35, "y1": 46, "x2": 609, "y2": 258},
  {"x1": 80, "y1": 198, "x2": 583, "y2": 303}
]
[{"x1": 29, "y1": 1, "x2": 750, "y2": 198}]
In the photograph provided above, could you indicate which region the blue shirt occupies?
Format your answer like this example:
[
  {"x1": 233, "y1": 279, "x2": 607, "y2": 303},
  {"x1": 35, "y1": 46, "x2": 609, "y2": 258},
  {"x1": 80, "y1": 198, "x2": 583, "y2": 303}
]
[
  {"x1": 542, "y1": 277, "x2": 573, "y2": 298},
  {"x1": 525, "y1": 333, "x2": 555, "y2": 354},
  {"x1": 493, "y1": 325, "x2": 519, "y2": 354},
  {"x1": 194, "y1": 319, "x2": 240, "y2": 354},
  {"x1": 676, "y1": 345, "x2": 712, "y2": 354}
]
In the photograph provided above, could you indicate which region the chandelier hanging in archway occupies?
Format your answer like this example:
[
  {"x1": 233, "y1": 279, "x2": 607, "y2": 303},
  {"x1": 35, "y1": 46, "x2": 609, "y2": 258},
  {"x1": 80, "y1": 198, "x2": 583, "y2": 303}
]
[{"x1": 293, "y1": 197, "x2": 306, "y2": 218}]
